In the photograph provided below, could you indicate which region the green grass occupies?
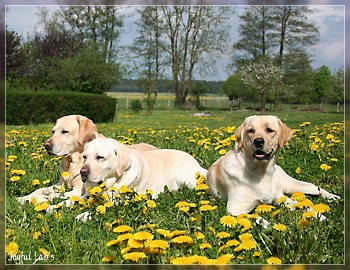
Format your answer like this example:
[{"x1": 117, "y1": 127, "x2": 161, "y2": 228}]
[{"x1": 5, "y1": 109, "x2": 344, "y2": 264}]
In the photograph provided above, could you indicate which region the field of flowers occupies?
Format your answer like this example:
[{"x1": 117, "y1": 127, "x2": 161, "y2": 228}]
[{"x1": 5, "y1": 110, "x2": 344, "y2": 264}]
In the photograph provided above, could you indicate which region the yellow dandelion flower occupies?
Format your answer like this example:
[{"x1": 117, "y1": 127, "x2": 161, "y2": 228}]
[
  {"x1": 42, "y1": 179, "x2": 50, "y2": 185},
  {"x1": 102, "y1": 255, "x2": 116, "y2": 262},
  {"x1": 272, "y1": 209, "x2": 280, "y2": 218},
  {"x1": 6, "y1": 229, "x2": 15, "y2": 238},
  {"x1": 226, "y1": 239, "x2": 240, "y2": 247},
  {"x1": 96, "y1": 205, "x2": 106, "y2": 214},
  {"x1": 10, "y1": 176, "x2": 20, "y2": 182},
  {"x1": 147, "y1": 239, "x2": 169, "y2": 249},
  {"x1": 70, "y1": 195, "x2": 82, "y2": 202},
  {"x1": 216, "y1": 254, "x2": 234, "y2": 264},
  {"x1": 119, "y1": 184, "x2": 132, "y2": 194},
  {"x1": 61, "y1": 171, "x2": 69, "y2": 179},
  {"x1": 294, "y1": 199, "x2": 314, "y2": 209},
  {"x1": 38, "y1": 248, "x2": 50, "y2": 256},
  {"x1": 277, "y1": 196, "x2": 288, "y2": 204},
  {"x1": 313, "y1": 203, "x2": 331, "y2": 213},
  {"x1": 102, "y1": 193, "x2": 109, "y2": 201},
  {"x1": 199, "y1": 204, "x2": 217, "y2": 212},
  {"x1": 127, "y1": 238, "x2": 144, "y2": 248},
  {"x1": 11, "y1": 169, "x2": 25, "y2": 175},
  {"x1": 273, "y1": 223, "x2": 287, "y2": 231},
  {"x1": 216, "y1": 231, "x2": 230, "y2": 239},
  {"x1": 104, "y1": 201, "x2": 114, "y2": 208},
  {"x1": 255, "y1": 204, "x2": 275, "y2": 213},
  {"x1": 195, "y1": 231, "x2": 205, "y2": 239},
  {"x1": 179, "y1": 206, "x2": 190, "y2": 213},
  {"x1": 171, "y1": 230, "x2": 187, "y2": 236},
  {"x1": 171, "y1": 235, "x2": 194, "y2": 244},
  {"x1": 200, "y1": 200, "x2": 210, "y2": 205},
  {"x1": 157, "y1": 229, "x2": 173, "y2": 238},
  {"x1": 253, "y1": 251, "x2": 262, "y2": 257},
  {"x1": 33, "y1": 231, "x2": 42, "y2": 239},
  {"x1": 32, "y1": 179, "x2": 40, "y2": 186},
  {"x1": 147, "y1": 200, "x2": 156, "y2": 208},
  {"x1": 295, "y1": 166, "x2": 302, "y2": 174},
  {"x1": 133, "y1": 231, "x2": 154, "y2": 241},
  {"x1": 239, "y1": 233, "x2": 253, "y2": 241},
  {"x1": 239, "y1": 239, "x2": 257, "y2": 250},
  {"x1": 34, "y1": 202, "x2": 50, "y2": 212},
  {"x1": 320, "y1": 163, "x2": 331, "y2": 171},
  {"x1": 196, "y1": 183, "x2": 209, "y2": 190},
  {"x1": 59, "y1": 186, "x2": 65, "y2": 193},
  {"x1": 106, "y1": 239, "x2": 119, "y2": 246},
  {"x1": 298, "y1": 218, "x2": 310, "y2": 228},
  {"x1": 89, "y1": 186, "x2": 102, "y2": 195},
  {"x1": 220, "y1": 215, "x2": 237, "y2": 227},
  {"x1": 6, "y1": 241, "x2": 19, "y2": 256},
  {"x1": 42, "y1": 226, "x2": 49, "y2": 233},
  {"x1": 219, "y1": 149, "x2": 227, "y2": 155},
  {"x1": 267, "y1": 256, "x2": 282, "y2": 264},
  {"x1": 171, "y1": 256, "x2": 195, "y2": 264},
  {"x1": 303, "y1": 211, "x2": 317, "y2": 219},
  {"x1": 123, "y1": 251, "x2": 146, "y2": 262},
  {"x1": 117, "y1": 233, "x2": 133, "y2": 242},
  {"x1": 238, "y1": 218, "x2": 251, "y2": 231},
  {"x1": 291, "y1": 192, "x2": 306, "y2": 201}
]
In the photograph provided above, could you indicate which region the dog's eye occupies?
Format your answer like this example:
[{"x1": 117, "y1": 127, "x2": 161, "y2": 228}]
[
  {"x1": 83, "y1": 155, "x2": 87, "y2": 161},
  {"x1": 266, "y1": 128, "x2": 275, "y2": 133},
  {"x1": 96, "y1": 156, "x2": 105, "y2": 161},
  {"x1": 247, "y1": 128, "x2": 255, "y2": 133},
  {"x1": 61, "y1": 130, "x2": 69, "y2": 134}
]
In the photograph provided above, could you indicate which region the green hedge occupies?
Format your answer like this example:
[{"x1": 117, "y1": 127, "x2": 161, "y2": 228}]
[{"x1": 6, "y1": 91, "x2": 116, "y2": 125}]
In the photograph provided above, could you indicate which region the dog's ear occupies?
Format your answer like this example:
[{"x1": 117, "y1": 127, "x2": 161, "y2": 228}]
[
  {"x1": 235, "y1": 121, "x2": 246, "y2": 149},
  {"x1": 77, "y1": 115, "x2": 98, "y2": 145},
  {"x1": 278, "y1": 119, "x2": 293, "y2": 148},
  {"x1": 114, "y1": 142, "x2": 132, "y2": 178}
]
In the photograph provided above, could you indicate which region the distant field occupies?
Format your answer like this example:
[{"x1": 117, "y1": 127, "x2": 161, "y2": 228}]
[{"x1": 107, "y1": 92, "x2": 344, "y2": 113}]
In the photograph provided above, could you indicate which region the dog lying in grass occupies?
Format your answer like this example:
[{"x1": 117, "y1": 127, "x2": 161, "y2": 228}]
[
  {"x1": 17, "y1": 115, "x2": 157, "y2": 205},
  {"x1": 206, "y1": 115, "x2": 339, "y2": 216}
]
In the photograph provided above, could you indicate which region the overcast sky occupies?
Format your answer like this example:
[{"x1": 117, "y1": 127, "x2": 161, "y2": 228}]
[{"x1": 5, "y1": 5, "x2": 345, "y2": 81}]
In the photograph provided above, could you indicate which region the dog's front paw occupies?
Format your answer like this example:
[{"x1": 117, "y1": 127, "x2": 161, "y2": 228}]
[
  {"x1": 47, "y1": 205, "x2": 58, "y2": 213},
  {"x1": 321, "y1": 190, "x2": 340, "y2": 201},
  {"x1": 17, "y1": 196, "x2": 30, "y2": 204},
  {"x1": 76, "y1": 211, "x2": 91, "y2": 222}
]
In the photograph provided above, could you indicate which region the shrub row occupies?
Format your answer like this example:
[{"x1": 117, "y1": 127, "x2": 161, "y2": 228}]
[{"x1": 6, "y1": 91, "x2": 116, "y2": 125}]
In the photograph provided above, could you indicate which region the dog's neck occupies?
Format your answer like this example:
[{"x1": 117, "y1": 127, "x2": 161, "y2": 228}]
[
  {"x1": 235, "y1": 144, "x2": 277, "y2": 180},
  {"x1": 60, "y1": 151, "x2": 84, "y2": 188}
]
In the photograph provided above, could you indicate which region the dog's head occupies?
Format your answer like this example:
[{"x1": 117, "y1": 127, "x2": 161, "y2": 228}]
[
  {"x1": 80, "y1": 138, "x2": 132, "y2": 184},
  {"x1": 236, "y1": 115, "x2": 293, "y2": 163},
  {"x1": 44, "y1": 115, "x2": 97, "y2": 157}
]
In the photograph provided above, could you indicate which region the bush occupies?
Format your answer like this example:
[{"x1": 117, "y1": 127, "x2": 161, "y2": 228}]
[
  {"x1": 6, "y1": 91, "x2": 116, "y2": 125},
  {"x1": 130, "y1": 99, "x2": 143, "y2": 114}
]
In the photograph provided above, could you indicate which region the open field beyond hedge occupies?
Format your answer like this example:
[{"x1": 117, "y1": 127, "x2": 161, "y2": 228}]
[{"x1": 5, "y1": 110, "x2": 344, "y2": 264}]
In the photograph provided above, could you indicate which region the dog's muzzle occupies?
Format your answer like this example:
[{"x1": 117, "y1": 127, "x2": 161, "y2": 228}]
[
  {"x1": 80, "y1": 165, "x2": 89, "y2": 183},
  {"x1": 253, "y1": 149, "x2": 273, "y2": 161}
]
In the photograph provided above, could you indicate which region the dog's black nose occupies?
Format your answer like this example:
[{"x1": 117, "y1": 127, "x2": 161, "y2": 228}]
[
  {"x1": 44, "y1": 141, "x2": 52, "y2": 151},
  {"x1": 253, "y1": 138, "x2": 265, "y2": 148},
  {"x1": 80, "y1": 165, "x2": 89, "y2": 177}
]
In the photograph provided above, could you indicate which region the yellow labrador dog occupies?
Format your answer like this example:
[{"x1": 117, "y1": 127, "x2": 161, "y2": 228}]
[
  {"x1": 17, "y1": 115, "x2": 157, "y2": 204},
  {"x1": 80, "y1": 137, "x2": 207, "y2": 197},
  {"x1": 206, "y1": 115, "x2": 339, "y2": 216}
]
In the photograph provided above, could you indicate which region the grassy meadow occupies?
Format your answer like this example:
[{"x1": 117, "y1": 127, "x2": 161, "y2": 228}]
[{"x1": 5, "y1": 109, "x2": 344, "y2": 264}]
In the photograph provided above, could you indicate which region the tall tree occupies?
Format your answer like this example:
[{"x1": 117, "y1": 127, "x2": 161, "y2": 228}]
[
  {"x1": 161, "y1": 6, "x2": 232, "y2": 107},
  {"x1": 283, "y1": 49, "x2": 314, "y2": 104},
  {"x1": 60, "y1": 6, "x2": 123, "y2": 63},
  {"x1": 234, "y1": 6, "x2": 319, "y2": 67},
  {"x1": 270, "y1": 6, "x2": 320, "y2": 66},
  {"x1": 132, "y1": 7, "x2": 163, "y2": 114},
  {"x1": 234, "y1": 6, "x2": 274, "y2": 64},
  {"x1": 313, "y1": 65, "x2": 333, "y2": 103},
  {"x1": 238, "y1": 57, "x2": 283, "y2": 113}
]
